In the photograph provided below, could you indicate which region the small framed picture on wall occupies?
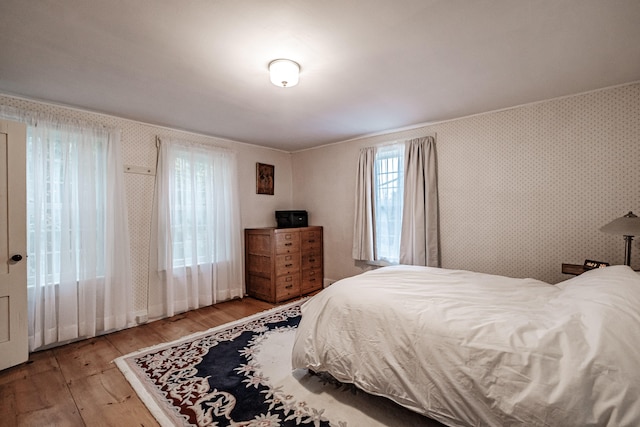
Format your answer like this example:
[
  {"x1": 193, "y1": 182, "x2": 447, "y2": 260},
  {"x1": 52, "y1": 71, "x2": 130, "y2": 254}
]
[{"x1": 256, "y1": 162, "x2": 274, "y2": 195}]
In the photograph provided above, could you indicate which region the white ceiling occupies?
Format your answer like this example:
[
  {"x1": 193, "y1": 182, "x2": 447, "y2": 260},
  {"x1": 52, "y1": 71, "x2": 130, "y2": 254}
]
[{"x1": 0, "y1": 1, "x2": 639, "y2": 151}]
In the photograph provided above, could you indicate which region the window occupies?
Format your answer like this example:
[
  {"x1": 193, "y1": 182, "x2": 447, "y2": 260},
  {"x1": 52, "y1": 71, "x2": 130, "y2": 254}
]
[
  {"x1": 374, "y1": 144, "x2": 404, "y2": 263},
  {"x1": 353, "y1": 137, "x2": 439, "y2": 267},
  {"x1": 169, "y1": 146, "x2": 233, "y2": 268},
  {"x1": 26, "y1": 131, "x2": 108, "y2": 287}
]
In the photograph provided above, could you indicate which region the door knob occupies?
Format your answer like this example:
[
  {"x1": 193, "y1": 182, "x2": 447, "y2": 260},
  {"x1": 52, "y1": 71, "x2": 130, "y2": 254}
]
[{"x1": 11, "y1": 254, "x2": 22, "y2": 262}]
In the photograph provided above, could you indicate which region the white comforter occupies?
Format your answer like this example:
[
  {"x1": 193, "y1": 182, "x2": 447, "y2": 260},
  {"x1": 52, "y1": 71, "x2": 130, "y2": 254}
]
[{"x1": 291, "y1": 265, "x2": 640, "y2": 426}]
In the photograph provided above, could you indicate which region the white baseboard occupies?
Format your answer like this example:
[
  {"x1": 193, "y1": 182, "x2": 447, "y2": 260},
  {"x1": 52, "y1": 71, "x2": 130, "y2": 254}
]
[{"x1": 134, "y1": 310, "x2": 149, "y2": 324}]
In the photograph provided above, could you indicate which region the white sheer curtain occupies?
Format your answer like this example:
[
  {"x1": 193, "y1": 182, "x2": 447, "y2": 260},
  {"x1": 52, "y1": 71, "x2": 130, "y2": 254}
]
[
  {"x1": 22, "y1": 114, "x2": 133, "y2": 351},
  {"x1": 400, "y1": 136, "x2": 440, "y2": 266},
  {"x1": 149, "y1": 138, "x2": 243, "y2": 319},
  {"x1": 352, "y1": 147, "x2": 377, "y2": 261}
]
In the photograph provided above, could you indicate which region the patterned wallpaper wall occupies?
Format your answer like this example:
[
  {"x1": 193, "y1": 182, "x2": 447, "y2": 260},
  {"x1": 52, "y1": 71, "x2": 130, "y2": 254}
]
[
  {"x1": 0, "y1": 94, "x2": 292, "y2": 316},
  {"x1": 3, "y1": 81, "x2": 639, "y2": 318},
  {"x1": 292, "y1": 83, "x2": 640, "y2": 284},
  {"x1": 435, "y1": 83, "x2": 640, "y2": 283}
]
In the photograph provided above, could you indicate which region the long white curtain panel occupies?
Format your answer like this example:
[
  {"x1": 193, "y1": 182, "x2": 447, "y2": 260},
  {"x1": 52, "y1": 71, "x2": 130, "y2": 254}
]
[
  {"x1": 24, "y1": 115, "x2": 133, "y2": 351},
  {"x1": 149, "y1": 138, "x2": 243, "y2": 319}
]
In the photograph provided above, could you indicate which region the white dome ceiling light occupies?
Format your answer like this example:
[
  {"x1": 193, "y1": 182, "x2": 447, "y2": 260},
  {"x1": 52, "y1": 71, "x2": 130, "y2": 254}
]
[{"x1": 269, "y1": 59, "x2": 300, "y2": 88}]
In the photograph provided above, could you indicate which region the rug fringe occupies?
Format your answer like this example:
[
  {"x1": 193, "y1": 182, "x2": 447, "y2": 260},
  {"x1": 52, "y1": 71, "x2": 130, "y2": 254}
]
[
  {"x1": 114, "y1": 356, "x2": 176, "y2": 427},
  {"x1": 113, "y1": 297, "x2": 307, "y2": 361}
]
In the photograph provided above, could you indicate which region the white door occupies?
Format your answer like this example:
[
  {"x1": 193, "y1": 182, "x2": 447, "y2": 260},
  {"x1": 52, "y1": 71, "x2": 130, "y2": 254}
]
[{"x1": 0, "y1": 119, "x2": 28, "y2": 371}]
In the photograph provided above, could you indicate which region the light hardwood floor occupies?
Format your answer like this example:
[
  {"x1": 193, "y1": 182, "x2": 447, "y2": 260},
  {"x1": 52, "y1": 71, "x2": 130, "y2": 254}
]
[{"x1": 0, "y1": 297, "x2": 278, "y2": 426}]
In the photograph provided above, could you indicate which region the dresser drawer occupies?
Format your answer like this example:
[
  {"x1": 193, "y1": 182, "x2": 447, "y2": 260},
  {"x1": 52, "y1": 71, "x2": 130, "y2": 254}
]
[
  {"x1": 275, "y1": 253, "x2": 300, "y2": 276},
  {"x1": 301, "y1": 268, "x2": 322, "y2": 294},
  {"x1": 301, "y1": 240, "x2": 321, "y2": 253},
  {"x1": 275, "y1": 231, "x2": 300, "y2": 254},
  {"x1": 275, "y1": 273, "x2": 300, "y2": 301},
  {"x1": 301, "y1": 252, "x2": 322, "y2": 269},
  {"x1": 301, "y1": 229, "x2": 322, "y2": 251}
]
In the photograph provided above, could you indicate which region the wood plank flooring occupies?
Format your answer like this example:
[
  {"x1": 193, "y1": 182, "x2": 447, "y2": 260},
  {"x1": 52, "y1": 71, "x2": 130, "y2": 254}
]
[{"x1": 0, "y1": 297, "x2": 276, "y2": 426}]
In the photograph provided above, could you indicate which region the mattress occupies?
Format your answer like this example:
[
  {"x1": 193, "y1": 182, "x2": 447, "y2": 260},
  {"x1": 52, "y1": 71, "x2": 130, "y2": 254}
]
[{"x1": 291, "y1": 265, "x2": 640, "y2": 426}]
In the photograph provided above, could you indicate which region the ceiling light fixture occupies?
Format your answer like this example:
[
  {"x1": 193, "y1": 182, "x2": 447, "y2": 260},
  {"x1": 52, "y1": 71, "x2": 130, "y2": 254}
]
[{"x1": 269, "y1": 59, "x2": 300, "y2": 88}]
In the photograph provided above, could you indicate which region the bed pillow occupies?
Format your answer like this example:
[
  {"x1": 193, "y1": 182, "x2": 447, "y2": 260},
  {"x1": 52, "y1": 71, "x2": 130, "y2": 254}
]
[
  {"x1": 556, "y1": 264, "x2": 639, "y2": 289},
  {"x1": 555, "y1": 264, "x2": 640, "y2": 315}
]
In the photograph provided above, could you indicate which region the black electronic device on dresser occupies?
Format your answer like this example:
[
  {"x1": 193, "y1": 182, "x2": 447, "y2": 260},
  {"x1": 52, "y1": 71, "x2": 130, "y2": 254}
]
[{"x1": 275, "y1": 210, "x2": 308, "y2": 228}]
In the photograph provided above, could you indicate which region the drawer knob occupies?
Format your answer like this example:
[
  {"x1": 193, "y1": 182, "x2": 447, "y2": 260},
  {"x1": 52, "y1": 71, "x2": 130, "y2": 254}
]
[
  {"x1": 308, "y1": 239, "x2": 315, "y2": 243},
  {"x1": 285, "y1": 263, "x2": 293, "y2": 267},
  {"x1": 285, "y1": 242, "x2": 292, "y2": 246},
  {"x1": 309, "y1": 258, "x2": 315, "y2": 262},
  {"x1": 285, "y1": 284, "x2": 293, "y2": 289}
]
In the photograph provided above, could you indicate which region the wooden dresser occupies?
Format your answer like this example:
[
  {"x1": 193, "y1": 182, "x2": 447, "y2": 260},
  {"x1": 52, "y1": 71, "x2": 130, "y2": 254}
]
[{"x1": 244, "y1": 226, "x2": 323, "y2": 303}]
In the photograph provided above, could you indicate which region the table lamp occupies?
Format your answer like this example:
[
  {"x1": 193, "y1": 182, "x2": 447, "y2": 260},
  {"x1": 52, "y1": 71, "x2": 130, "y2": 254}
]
[{"x1": 600, "y1": 211, "x2": 640, "y2": 266}]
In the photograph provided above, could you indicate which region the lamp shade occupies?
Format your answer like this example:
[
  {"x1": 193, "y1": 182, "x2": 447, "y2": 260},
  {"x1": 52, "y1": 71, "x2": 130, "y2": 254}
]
[
  {"x1": 600, "y1": 211, "x2": 640, "y2": 236},
  {"x1": 269, "y1": 59, "x2": 299, "y2": 88}
]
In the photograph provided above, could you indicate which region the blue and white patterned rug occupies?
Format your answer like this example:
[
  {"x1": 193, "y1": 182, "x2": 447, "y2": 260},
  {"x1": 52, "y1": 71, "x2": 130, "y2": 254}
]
[{"x1": 115, "y1": 299, "x2": 441, "y2": 427}]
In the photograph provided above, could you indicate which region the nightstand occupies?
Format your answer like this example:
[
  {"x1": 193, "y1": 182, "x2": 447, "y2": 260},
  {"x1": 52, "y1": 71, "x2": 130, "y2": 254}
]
[{"x1": 561, "y1": 263, "x2": 590, "y2": 275}]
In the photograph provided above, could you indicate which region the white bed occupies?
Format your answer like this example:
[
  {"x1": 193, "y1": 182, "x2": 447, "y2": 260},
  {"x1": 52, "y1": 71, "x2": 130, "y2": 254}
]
[{"x1": 291, "y1": 264, "x2": 640, "y2": 426}]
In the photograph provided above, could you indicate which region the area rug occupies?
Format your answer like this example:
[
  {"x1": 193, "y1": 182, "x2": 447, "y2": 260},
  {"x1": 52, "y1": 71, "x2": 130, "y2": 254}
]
[{"x1": 115, "y1": 299, "x2": 442, "y2": 427}]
